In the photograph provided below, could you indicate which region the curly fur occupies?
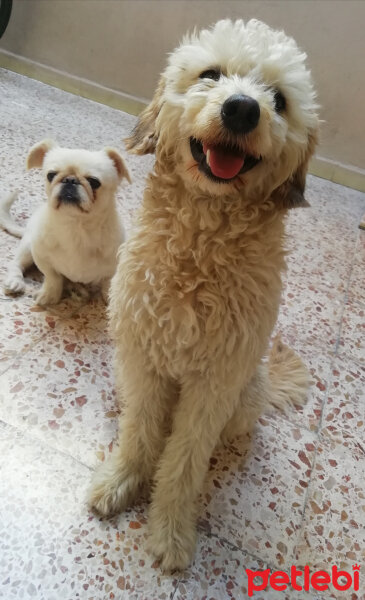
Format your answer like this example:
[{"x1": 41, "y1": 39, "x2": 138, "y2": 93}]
[{"x1": 88, "y1": 19, "x2": 319, "y2": 571}]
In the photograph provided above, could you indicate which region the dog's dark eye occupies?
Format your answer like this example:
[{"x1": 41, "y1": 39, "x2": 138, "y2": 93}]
[
  {"x1": 47, "y1": 171, "x2": 57, "y2": 182},
  {"x1": 274, "y1": 90, "x2": 286, "y2": 113},
  {"x1": 199, "y1": 69, "x2": 221, "y2": 81},
  {"x1": 86, "y1": 177, "x2": 101, "y2": 190}
]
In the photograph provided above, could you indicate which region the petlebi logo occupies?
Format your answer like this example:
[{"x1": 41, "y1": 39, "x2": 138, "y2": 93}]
[{"x1": 246, "y1": 564, "x2": 360, "y2": 596}]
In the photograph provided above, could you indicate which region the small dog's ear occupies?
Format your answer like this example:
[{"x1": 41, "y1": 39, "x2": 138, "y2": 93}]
[
  {"x1": 26, "y1": 139, "x2": 57, "y2": 170},
  {"x1": 272, "y1": 130, "x2": 318, "y2": 209},
  {"x1": 124, "y1": 76, "x2": 165, "y2": 155},
  {"x1": 104, "y1": 148, "x2": 132, "y2": 184}
]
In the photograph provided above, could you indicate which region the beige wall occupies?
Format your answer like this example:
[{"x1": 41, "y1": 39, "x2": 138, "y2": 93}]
[{"x1": 1, "y1": 0, "x2": 365, "y2": 171}]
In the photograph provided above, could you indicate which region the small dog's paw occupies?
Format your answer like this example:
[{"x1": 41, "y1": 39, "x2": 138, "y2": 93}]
[
  {"x1": 88, "y1": 460, "x2": 142, "y2": 517},
  {"x1": 35, "y1": 287, "x2": 62, "y2": 306},
  {"x1": 4, "y1": 275, "x2": 25, "y2": 295},
  {"x1": 147, "y1": 506, "x2": 196, "y2": 572}
]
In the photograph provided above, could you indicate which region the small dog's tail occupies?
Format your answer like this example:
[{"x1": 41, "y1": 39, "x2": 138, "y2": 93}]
[
  {"x1": 0, "y1": 191, "x2": 25, "y2": 238},
  {"x1": 266, "y1": 336, "x2": 309, "y2": 412}
]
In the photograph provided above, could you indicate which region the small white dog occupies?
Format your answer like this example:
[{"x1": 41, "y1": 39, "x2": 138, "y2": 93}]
[
  {"x1": 88, "y1": 19, "x2": 319, "y2": 570},
  {"x1": 0, "y1": 140, "x2": 130, "y2": 305}
]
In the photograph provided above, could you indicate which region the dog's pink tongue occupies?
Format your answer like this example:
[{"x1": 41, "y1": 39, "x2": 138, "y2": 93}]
[{"x1": 204, "y1": 143, "x2": 244, "y2": 179}]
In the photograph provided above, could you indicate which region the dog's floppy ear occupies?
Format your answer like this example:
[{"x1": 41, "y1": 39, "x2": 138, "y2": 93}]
[
  {"x1": 124, "y1": 76, "x2": 166, "y2": 155},
  {"x1": 26, "y1": 139, "x2": 57, "y2": 170},
  {"x1": 272, "y1": 130, "x2": 318, "y2": 209},
  {"x1": 104, "y1": 148, "x2": 132, "y2": 183}
]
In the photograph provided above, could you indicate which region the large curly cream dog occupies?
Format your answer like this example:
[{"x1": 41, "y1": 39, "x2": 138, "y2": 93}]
[{"x1": 89, "y1": 19, "x2": 319, "y2": 570}]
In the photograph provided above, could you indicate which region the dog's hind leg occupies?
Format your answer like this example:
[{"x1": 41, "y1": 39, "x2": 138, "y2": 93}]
[
  {"x1": 266, "y1": 336, "x2": 309, "y2": 411},
  {"x1": 221, "y1": 338, "x2": 309, "y2": 443},
  {"x1": 4, "y1": 236, "x2": 33, "y2": 295},
  {"x1": 88, "y1": 349, "x2": 176, "y2": 517},
  {"x1": 220, "y1": 365, "x2": 269, "y2": 443}
]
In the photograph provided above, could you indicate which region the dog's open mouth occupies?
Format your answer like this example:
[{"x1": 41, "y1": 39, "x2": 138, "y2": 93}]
[{"x1": 189, "y1": 137, "x2": 261, "y2": 183}]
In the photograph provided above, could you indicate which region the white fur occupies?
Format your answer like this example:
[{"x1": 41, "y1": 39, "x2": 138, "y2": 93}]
[
  {"x1": 88, "y1": 19, "x2": 319, "y2": 571},
  {"x1": 0, "y1": 141, "x2": 130, "y2": 305}
]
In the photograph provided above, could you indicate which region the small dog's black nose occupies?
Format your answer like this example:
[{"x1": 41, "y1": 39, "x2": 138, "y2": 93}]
[
  {"x1": 62, "y1": 176, "x2": 79, "y2": 185},
  {"x1": 221, "y1": 94, "x2": 260, "y2": 134}
]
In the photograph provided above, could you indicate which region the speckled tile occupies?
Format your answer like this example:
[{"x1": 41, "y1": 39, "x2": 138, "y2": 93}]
[
  {"x1": 321, "y1": 354, "x2": 365, "y2": 452},
  {"x1": 58, "y1": 296, "x2": 110, "y2": 339},
  {"x1": 0, "y1": 422, "x2": 177, "y2": 600},
  {"x1": 284, "y1": 209, "x2": 359, "y2": 296},
  {"x1": 0, "y1": 292, "x2": 92, "y2": 375},
  {"x1": 295, "y1": 437, "x2": 365, "y2": 599},
  {"x1": 347, "y1": 230, "x2": 365, "y2": 307},
  {"x1": 200, "y1": 415, "x2": 317, "y2": 569},
  {"x1": 176, "y1": 536, "x2": 307, "y2": 600},
  {"x1": 275, "y1": 279, "x2": 345, "y2": 353},
  {"x1": 338, "y1": 300, "x2": 365, "y2": 365},
  {"x1": 285, "y1": 248, "x2": 351, "y2": 296},
  {"x1": 0, "y1": 306, "x2": 117, "y2": 467},
  {"x1": 304, "y1": 175, "x2": 365, "y2": 222}
]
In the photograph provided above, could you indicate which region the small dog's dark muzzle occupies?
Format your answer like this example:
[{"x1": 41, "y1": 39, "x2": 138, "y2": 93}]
[
  {"x1": 58, "y1": 179, "x2": 80, "y2": 205},
  {"x1": 221, "y1": 94, "x2": 260, "y2": 134}
]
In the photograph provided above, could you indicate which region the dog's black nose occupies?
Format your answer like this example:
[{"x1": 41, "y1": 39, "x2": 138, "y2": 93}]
[
  {"x1": 221, "y1": 94, "x2": 260, "y2": 134},
  {"x1": 62, "y1": 176, "x2": 79, "y2": 185}
]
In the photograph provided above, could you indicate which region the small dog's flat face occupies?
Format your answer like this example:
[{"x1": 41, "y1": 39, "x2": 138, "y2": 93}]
[
  {"x1": 126, "y1": 19, "x2": 319, "y2": 204},
  {"x1": 43, "y1": 149, "x2": 119, "y2": 213},
  {"x1": 27, "y1": 141, "x2": 130, "y2": 214}
]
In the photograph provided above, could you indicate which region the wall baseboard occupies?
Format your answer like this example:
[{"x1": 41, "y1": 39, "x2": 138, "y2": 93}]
[
  {"x1": 309, "y1": 155, "x2": 365, "y2": 193},
  {"x1": 0, "y1": 48, "x2": 148, "y2": 116},
  {"x1": 1, "y1": 48, "x2": 365, "y2": 193}
]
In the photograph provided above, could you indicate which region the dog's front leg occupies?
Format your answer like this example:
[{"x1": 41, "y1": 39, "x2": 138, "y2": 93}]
[
  {"x1": 148, "y1": 374, "x2": 241, "y2": 571},
  {"x1": 33, "y1": 253, "x2": 64, "y2": 306},
  {"x1": 88, "y1": 356, "x2": 175, "y2": 516}
]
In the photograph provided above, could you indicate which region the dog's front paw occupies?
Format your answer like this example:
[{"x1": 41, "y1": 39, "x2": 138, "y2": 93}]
[
  {"x1": 88, "y1": 458, "x2": 143, "y2": 517},
  {"x1": 4, "y1": 275, "x2": 25, "y2": 295},
  {"x1": 147, "y1": 504, "x2": 197, "y2": 572},
  {"x1": 35, "y1": 286, "x2": 62, "y2": 306}
]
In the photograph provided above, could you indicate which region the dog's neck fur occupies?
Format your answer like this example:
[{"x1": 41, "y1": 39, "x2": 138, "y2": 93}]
[
  {"x1": 144, "y1": 165, "x2": 287, "y2": 241},
  {"x1": 132, "y1": 169, "x2": 288, "y2": 311}
]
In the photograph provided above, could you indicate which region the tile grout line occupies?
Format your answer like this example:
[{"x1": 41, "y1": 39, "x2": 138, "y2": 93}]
[
  {"x1": 204, "y1": 532, "x2": 331, "y2": 600},
  {"x1": 0, "y1": 330, "x2": 50, "y2": 378},
  {"x1": 0, "y1": 417, "x2": 94, "y2": 473}
]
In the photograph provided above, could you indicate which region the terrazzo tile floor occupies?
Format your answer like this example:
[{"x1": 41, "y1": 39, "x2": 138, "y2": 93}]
[{"x1": 0, "y1": 69, "x2": 364, "y2": 600}]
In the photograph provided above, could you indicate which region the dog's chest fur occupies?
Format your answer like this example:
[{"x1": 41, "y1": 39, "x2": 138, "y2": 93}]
[
  {"x1": 31, "y1": 205, "x2": 122, "y2": 284},
  {"x1": 110, "y1": 184, "x2": 287, "y2": 378}
]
